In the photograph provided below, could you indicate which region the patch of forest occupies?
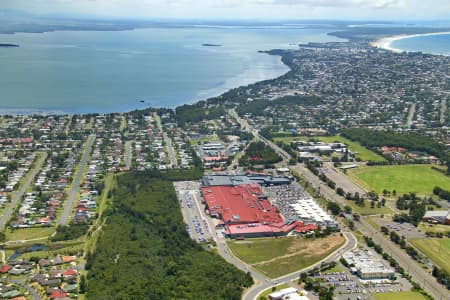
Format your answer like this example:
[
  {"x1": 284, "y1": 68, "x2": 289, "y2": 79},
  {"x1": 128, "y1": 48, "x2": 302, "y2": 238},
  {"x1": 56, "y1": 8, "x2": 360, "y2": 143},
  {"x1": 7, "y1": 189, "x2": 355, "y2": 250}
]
[
  {"x1": 341, "y1": 128, "x2": 450, "y2": 172},
  {"x1": 86, "y1": 171, "x2": 252, "y2": 299}
]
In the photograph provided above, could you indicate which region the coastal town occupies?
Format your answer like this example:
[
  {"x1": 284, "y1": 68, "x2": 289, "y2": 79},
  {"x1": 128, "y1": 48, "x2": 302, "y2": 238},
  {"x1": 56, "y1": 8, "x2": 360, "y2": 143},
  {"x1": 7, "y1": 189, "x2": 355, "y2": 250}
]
[{"x1": 0, "y1": 20, "x2": 449, "y2": 300}]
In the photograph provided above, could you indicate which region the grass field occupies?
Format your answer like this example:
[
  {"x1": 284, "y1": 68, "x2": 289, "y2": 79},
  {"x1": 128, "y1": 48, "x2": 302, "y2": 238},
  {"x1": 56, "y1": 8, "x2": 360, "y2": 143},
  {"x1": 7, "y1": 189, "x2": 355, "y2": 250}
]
[
  {"x1": 344, "y1": 200, "x2": 393, "y2": 216},
  {"x1": 228, "y1": 234, "x2": 345, "y2": 278},
  {"x1": 418, "y1": 223, "x2": 450, "y2": 234},
  {"x1": 374, "y1": 291, "x2": 428, "y2": 300},
  {"x1": 349, "y1": 164, "x2": 450, "y2": 196},
  {"x1": 410, "y1": 238, "x2": 450, "y2": 274},
  {"x1": 274, "y1": 135, "x2": 385, "y2": 162},
  {"x1": 6, "y1": 227, "x2": 55, "y2": 242}
]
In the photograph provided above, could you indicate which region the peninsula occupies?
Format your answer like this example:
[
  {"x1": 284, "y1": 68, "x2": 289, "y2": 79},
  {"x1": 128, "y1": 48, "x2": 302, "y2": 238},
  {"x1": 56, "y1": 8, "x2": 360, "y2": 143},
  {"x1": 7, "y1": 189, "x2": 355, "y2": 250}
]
[{"x1": 0, "y1": 43, "x2": 19, "y2": 47}]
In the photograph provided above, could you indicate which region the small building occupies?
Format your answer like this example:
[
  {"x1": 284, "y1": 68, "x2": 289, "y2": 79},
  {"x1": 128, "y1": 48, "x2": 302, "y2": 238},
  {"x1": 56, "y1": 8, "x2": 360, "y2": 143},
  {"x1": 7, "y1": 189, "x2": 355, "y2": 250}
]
[{"x1": 423, "y1": 210, "x2": 450, "y2": 225}]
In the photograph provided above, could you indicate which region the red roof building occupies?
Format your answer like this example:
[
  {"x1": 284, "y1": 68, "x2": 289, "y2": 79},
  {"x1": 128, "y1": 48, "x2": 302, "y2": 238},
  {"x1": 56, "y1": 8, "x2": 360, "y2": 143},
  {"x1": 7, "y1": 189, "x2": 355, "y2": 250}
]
[
  {"x1": 0, "y1": 265, "x2": 12, "y2": 273},
  {"x1": 202, "y1": 184, "x2": 283, "y2": 225}
]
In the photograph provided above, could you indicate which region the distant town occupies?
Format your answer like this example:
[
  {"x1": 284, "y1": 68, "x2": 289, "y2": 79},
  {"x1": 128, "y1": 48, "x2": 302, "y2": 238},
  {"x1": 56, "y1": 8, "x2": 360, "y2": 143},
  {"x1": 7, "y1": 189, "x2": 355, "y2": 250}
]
[{"x1": 0, "y1": 28, "x2": 449, "y2": 300}]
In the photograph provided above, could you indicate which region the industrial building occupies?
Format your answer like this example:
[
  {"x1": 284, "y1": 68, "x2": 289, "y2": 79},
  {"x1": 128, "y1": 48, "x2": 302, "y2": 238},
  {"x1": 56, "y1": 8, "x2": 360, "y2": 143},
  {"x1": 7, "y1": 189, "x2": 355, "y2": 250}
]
[
  {"x1": 202, "y1": 173, "x2": 291, "y2": 187},
  {"x1": 343, "y1": 249, "x2": 395, "y2": 281},
  {"x1": 201, "y1": 175, "x2": 318, "y2": 239},
  {"x1": 422, "y1": 210, "x2": 450, "y2": 225}
]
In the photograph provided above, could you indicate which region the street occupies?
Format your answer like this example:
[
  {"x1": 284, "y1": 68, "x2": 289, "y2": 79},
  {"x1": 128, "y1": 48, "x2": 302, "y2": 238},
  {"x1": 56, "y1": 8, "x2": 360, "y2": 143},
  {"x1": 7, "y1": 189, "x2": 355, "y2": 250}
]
[
  {"x1": 59, "y1": 134, "x2": 95, "y2": 226},
  {"x1": 0, "y1": 152, "x2": 47, "y2": 230}
]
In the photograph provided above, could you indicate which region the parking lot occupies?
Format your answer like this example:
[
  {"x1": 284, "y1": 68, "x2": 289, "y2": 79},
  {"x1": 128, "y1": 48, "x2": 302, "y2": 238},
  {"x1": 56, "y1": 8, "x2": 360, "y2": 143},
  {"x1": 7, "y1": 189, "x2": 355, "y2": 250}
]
[
  {"x1": 310, "y1": 266, "x2": 412, "y2": 300},
  {"x1": 377, "y1": 218, "x2": 425, "y2": 239},
  {"x1": 174, "y1": 181, "x2": 213, "y2": 243}
]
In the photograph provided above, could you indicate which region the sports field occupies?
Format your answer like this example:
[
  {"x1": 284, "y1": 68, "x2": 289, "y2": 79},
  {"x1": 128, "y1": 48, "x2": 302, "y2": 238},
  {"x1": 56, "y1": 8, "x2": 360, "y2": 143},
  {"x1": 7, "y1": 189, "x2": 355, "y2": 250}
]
[
  {"x1": 349, "y1": 164, "x2": 450, "y2": 196},
  {"x1": 228, "y1": 234, "x2": 345, "y2": 278},
  {"x1": 274, "y1": 135, "x2": 385, "y2": 162},
  {"x1": 409, "y1": 238, "x2": 450, "y2": 274},
  {"x1": 374, "y1": 291, "x2": 428, "y2": 300}
]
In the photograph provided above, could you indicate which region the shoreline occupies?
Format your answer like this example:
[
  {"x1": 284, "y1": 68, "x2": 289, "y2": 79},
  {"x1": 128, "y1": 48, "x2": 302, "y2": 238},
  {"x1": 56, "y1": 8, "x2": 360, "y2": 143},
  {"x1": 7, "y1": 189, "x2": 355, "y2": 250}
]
[{"x1": 371, "y1": 31, "x2": 450, "y2": 53}]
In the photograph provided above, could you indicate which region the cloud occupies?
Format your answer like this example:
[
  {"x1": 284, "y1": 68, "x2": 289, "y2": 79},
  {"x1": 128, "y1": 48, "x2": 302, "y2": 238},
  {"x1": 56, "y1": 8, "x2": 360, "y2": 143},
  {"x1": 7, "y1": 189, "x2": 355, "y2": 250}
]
[
  {"x1": 255, "y1": 0, "x2": 401, "y2": 9},
  {"x1": 0, "y1": 0, "x2": 448, "y2": 20}
]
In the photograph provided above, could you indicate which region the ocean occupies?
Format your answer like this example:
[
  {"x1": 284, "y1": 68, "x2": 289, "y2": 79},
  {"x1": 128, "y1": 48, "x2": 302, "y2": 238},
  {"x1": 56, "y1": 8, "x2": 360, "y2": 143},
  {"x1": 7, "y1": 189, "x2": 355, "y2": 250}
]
[
  {"x1": 391, "y1": 33, "x2": 450, "y2": 56},
  {"x1": 0, "y1": 26, "x2": 343, "y2": 114}
]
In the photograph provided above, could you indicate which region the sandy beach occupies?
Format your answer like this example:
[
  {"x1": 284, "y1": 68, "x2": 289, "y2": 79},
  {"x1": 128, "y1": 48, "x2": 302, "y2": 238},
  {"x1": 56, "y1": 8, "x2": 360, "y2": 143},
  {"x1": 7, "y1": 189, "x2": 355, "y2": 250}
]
[{"x1": 371, "y1": 31, "x2": 450, "y2": 53}]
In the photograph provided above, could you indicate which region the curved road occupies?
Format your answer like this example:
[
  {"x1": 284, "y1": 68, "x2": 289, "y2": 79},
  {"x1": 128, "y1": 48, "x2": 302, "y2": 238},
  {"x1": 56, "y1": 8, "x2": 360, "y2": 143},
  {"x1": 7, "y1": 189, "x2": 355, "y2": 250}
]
[{"x1": 244, "y1": 232, "x2": 357, "y2": 300}]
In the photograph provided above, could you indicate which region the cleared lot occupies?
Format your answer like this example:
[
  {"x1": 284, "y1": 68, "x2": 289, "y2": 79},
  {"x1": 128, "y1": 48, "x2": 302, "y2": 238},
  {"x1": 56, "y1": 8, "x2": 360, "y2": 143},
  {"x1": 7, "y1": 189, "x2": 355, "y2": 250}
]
[{"x1": 228, "y1": 234, "x2": 345, "y2": 278}]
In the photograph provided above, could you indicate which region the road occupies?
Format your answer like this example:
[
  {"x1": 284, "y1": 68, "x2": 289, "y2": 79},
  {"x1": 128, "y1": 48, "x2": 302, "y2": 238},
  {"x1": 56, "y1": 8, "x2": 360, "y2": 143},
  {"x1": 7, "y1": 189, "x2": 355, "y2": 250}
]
[
  {"x1": 358, "y1": 218, "x2": 449, "y2": 300},
  {"x1": 406, "y1": 102, "x2": 416, "y2": 128},
  {"x1": 290, "y1": 165, "x2": 448, "y2": 300},
  {"x1": 245, "y1": 232, "x2": 357, "y2": 300},
  {"x1": 124, "y1": 140, "x2": 133, "y2": 169},
  {"x1": 0, "y1": 152, "x2": 47, "y2": 230},
  {"x1": 59, "y1": 134, "x2": 95, "y2": 226},
  {"x1": 153, "y1": 112, "x2": 178, "y2": 168},
  {"x1": 3, "y1": 278, "x2": 42, "y2": 300},
  {"x1": 229, "y1": 109, "x2": 291, "y2": 162},
  {"x1": 441, "y1": 98, "x2": 447, "y2": 125}
]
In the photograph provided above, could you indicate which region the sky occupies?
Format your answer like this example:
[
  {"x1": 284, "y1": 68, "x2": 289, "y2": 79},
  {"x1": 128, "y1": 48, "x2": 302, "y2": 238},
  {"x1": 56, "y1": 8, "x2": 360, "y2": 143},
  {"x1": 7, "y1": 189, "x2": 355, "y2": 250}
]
[{"x1": 1, "y1": 0, "x2": 449, "y2": 21}]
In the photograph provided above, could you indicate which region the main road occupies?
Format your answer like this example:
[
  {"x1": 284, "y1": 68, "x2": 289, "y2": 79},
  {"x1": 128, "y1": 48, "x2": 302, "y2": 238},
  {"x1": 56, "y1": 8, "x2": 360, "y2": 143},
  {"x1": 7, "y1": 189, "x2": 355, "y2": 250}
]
[
  {"x1": 229, "y1": 109, "x2": 291, "y2": 162},
  {"x1": 230, "y1": 109, "x2": 448, "y2": 299},
  {"x1": 59, "y1": 134, "x2": 95, "y2": 226},
  {"x1": 291, "y1": 164, "x2": 448, "y2": 300},
  {"x1": 0, "y1": 152, "x2": 47, "y2": 230}
]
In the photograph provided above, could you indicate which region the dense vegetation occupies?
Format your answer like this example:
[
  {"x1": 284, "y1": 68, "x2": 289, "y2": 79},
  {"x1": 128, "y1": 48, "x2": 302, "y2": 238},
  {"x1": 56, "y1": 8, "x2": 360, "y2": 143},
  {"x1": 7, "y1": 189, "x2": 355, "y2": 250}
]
[
  {"x1": 86, "y1": 172, "x2": 252, "y2": 299},
  {"x1": 50, "y1": 224, "x2": 90, "y2": 242},
  {"x1": 175, "y1": 103, "x2": 226, "y2": 126},
  {"x1": 236, "y1": 95, "x2": 323, "y2": 116},
  {"x1": 341, "y1": 128, "x2": 450, "y2": 172},
  {"x1": 433, "y1": 186, "x2": 450, "y2": 202},
  {"x1": 239, "y1": 141, "x2": 282, "y2": 166}
]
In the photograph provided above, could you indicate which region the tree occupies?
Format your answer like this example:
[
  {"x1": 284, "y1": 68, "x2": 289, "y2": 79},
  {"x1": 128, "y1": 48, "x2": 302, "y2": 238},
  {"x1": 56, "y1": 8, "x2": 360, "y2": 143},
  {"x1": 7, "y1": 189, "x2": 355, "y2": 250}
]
[
  {"x1": 79, "y1": 275, "x2": 87, "y2": 294},
  {"x1": 344, "y1": 205, "x2": 352, "y2": 214},
  {"x1": 327, "y1": 202, "x2": 341, "y2": 216}
]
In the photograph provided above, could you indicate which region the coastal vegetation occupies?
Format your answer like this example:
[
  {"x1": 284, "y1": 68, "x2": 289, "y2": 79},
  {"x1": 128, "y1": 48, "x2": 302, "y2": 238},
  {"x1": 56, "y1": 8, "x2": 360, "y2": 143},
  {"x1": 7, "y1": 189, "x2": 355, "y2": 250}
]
[{"x1": 86, "y1": 171, "x2": 252, "y2": 299}]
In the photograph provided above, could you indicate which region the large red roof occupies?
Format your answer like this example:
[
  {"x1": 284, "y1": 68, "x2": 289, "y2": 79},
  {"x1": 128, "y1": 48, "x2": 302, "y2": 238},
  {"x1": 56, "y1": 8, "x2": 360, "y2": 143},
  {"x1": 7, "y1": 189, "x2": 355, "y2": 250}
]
[{"x1": 202, "y1": 184, "x2": 283, "y2": 224}]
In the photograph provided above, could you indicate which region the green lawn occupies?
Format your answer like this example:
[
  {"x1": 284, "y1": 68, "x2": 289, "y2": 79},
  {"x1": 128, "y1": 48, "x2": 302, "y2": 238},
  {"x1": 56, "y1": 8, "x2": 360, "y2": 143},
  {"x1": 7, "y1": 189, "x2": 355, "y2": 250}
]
[
  {"x1": 6, "y1": 227, "x2": 55, "y2": 242},
  {"x1": 344, "y1": 200, "x2": 393, "y2": 216},
  {"x1": 374, "y1": 291, "x2": 428, "y2": 300},
  {"x1": 418, "y1": 223, "x2": 450, "y2": 234},
  {"x1": 228, "y1": 237, "x2": 296, "y2": 264},
  {"x1": 349, "y1": 164, "x2": 450, "y2": 196},
  {"x1": 274, "y1": 135, "x2": 385, "y2": 162},
  {"x1": 409, "y1": 238, "x2": 450, "y2": 274}
]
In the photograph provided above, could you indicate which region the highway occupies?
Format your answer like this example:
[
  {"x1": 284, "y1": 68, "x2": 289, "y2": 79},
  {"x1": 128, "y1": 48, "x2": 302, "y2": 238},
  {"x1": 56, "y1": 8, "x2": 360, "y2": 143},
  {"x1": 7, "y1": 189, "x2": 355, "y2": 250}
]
[
  {"x1": 59, "y1": 134, "x2": 95, "y2": 226},
  {"x1": 153, "y1": 112, "x2": 178, "y2": 168},
  {"x1": 229, "y1": 109, "x2": 449, "y2": 299},
  {"x1": 290, "y1": 165, "x2": 449, "y2": 300},
  {"x1": 229, "y1": 109, "x2": 292, "y2": 162},
  {"x1": 0, "y1": 152, "x2": 47, "y2": 230}
]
